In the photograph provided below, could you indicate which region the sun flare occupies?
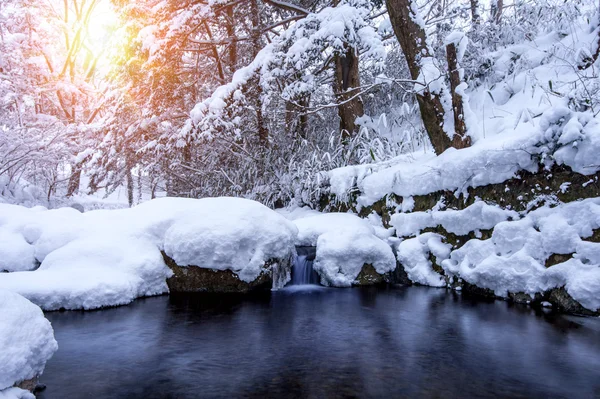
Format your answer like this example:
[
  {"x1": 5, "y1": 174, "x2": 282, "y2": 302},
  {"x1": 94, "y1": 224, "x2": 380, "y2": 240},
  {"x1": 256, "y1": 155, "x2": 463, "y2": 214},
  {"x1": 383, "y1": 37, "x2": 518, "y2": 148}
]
[{"x1": 85, "y1": 1, "x2": 120, "y2": 50}]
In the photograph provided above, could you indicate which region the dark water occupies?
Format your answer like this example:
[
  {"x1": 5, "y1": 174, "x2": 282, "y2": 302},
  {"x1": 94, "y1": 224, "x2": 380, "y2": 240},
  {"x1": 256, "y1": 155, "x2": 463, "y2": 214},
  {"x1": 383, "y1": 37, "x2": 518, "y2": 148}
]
[{"x1": 39, "y1": 287, "x2": 600, "y2": 399}]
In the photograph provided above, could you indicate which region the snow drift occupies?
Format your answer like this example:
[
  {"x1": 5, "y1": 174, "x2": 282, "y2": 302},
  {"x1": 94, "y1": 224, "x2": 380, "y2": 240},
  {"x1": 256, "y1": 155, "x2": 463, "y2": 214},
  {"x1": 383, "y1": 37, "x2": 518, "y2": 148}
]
[{"x1": 0, "y1": 197, "x2": 297, "y2": 310}]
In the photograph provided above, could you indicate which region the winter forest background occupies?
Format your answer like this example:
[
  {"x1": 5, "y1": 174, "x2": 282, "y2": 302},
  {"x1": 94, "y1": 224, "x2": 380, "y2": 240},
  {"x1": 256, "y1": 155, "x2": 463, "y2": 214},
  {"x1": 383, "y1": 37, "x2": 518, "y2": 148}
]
[{"x1": 0, "y1": 0, "x2": 598, "y2": 209}]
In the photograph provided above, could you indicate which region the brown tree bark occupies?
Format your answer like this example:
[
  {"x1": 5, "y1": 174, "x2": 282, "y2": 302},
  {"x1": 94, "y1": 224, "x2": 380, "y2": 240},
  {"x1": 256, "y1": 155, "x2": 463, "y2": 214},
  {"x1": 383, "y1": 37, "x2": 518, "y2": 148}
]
[
  {"x1": 225, "y1": 6, "x2": 237, "y2": 71},
  {"x1": 334, "y1": 45, "x2": 364, "y2": 141},
  {"x1": 250, "y1": 0, "x2": 269, "y2": 145},
  {"x1": 126, "y1": 167, "x2": 134, "y2": 207},
  {"x1": 285, "y1": 96, "x2": 310, "y2": 139},
  {"x1": 446, "y1": 42, "x2": 471, "y2": 149},
  {"x1": 66, "y1": 163, "x2": 82, "y2": 197},
  {"x1": 386, "y1": 0, "x2": 454, "y2": 154}
]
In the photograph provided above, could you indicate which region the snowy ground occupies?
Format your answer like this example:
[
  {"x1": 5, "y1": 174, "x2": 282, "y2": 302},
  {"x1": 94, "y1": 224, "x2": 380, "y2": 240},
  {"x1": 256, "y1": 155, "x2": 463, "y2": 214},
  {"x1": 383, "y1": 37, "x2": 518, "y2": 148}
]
[{"x1": 0, "y1": 197, "x2": 296, "y2": 310}]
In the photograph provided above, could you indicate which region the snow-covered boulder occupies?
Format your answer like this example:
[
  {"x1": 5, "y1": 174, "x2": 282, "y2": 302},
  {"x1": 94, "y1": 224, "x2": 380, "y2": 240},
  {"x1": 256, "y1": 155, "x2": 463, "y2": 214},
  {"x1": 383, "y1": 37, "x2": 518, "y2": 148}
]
[
  {"x1": 0, "y1": 290, "x2": 57, "y2": 396},
  {"x1": 0, "y1": 197, "x2": 298, "y2": 309},
  {"x1": 160, "y1": 198, "x2": 297, "y2": 282},
  {"x1": 293, "y1": 213, "x2": 396, "y2": 287},
  {"x1": 441, "y1": 198, "x2": 600, "y2": 314}
]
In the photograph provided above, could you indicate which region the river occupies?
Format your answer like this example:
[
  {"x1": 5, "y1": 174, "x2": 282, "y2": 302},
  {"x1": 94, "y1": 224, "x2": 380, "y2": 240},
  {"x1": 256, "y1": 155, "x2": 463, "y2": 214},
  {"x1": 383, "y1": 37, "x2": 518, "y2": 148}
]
[{"x1": 38, "y1": 286, "x2": 600, "y2": 398}]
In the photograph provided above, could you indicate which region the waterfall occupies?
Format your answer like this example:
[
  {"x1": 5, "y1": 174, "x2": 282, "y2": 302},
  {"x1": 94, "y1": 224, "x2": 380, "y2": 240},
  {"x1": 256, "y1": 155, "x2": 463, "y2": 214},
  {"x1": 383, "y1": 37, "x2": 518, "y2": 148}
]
[{"x1": 290, "y1": 246, "x2": 319, "y2": 285}]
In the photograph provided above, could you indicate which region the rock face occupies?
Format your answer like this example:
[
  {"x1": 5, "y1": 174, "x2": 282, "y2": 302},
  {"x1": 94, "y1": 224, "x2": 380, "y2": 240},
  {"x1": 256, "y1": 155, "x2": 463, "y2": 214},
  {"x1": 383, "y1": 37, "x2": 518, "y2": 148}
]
[
  {"x1": 547, "y1": 287, "x2": 596, "y2": 316},
  {"x1": 354, "y1": 264, "x2": 385, "y2": 286},
  {"x1": 162, "y1": 252, "x2": 286, "y2": 293}
]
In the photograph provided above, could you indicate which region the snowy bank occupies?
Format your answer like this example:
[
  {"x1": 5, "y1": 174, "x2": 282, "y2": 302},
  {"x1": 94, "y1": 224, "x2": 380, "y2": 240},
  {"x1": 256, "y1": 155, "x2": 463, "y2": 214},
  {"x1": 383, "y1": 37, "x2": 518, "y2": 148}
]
[
  {"x1": 442, "y1": 199, "x2": 600, "y2": 313},
  {"x1": 0, "y1": 197, "x2": 297, "y2": 310},
  {"x1": 0, "y1": 290, "x2": 57, "y2": 395},
  {"x1": 292, "y1": 213, "x2": 396, "y2": 287},
  {"x1": 389, "y1": 198, "x2": 600, "y2": 314}
]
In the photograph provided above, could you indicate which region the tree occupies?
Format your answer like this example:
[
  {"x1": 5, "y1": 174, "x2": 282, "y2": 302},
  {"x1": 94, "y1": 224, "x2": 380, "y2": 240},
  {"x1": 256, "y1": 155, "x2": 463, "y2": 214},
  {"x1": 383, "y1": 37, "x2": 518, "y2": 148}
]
[{"x1": 386, "y1": 0, "x2": 470, "y2": 154}]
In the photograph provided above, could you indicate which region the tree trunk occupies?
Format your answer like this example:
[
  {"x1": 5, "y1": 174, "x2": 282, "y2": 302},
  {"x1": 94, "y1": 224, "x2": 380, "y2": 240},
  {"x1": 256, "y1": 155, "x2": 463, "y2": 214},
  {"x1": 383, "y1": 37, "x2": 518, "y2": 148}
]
[
  {"x1": 491, "y1": 0, "x2": 504, "y2": 24},
  {"x1": 226, "y1": 6, "x2": 237, "y2": 71},
  {"x1": 285, "y1": 95, "x2": 310, "y2": 139},
  {"x1": 385, "y1": 0, "x2": 453, "y2": 154},
  {"x1": 334, "y1": 45, "x2": 363, "y2": 141},
  {"x1": 66, "y1": 162, "x2": 82, "y2": 197},
  {"x1": 250, "y1": 0, "x2": 269, "y2": 146},
  {"x1": 470, "y1": 0, "x2": 481, "y2": 25},
  {"x1": 126, "y1": 168, "x2": 134, "y2": 207},
  {"x1": 446, "y1": 42, "x2": 471, "y2": 149}
]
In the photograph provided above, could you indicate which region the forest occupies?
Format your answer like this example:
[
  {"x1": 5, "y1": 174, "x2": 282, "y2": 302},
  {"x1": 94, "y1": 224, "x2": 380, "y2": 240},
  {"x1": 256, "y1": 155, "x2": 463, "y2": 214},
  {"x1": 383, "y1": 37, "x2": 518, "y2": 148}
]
[{"x1": 1, "y1": 0, "x2": 593, "y2": 208}]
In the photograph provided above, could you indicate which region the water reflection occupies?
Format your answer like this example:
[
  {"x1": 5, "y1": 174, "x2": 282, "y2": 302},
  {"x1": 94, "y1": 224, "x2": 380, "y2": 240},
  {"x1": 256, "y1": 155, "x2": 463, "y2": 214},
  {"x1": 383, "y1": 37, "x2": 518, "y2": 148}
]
[{"x1": 39, "y1": 287, "x2": 600, "y2": 398}]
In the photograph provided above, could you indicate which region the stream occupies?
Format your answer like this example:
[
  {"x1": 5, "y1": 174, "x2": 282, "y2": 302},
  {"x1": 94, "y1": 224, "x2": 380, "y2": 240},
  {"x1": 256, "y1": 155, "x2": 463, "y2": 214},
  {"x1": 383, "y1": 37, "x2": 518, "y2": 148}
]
[{"x1": 38, "y1": 286, "x2": 600, "y2": 398}]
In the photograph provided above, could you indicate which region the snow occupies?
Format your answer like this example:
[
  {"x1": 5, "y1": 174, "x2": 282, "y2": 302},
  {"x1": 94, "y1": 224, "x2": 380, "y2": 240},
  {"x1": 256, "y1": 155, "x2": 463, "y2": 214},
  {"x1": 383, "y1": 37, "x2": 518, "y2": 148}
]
[
  {"x1": 441, "y1": 199, "x2": 600, "y2": 312},
  {"x1": 0, "y1": 388, "x2": 34, "y2": 399},
  {"x1": 291, "y1": 212, "x2": 395, "y2": 287},
  {"x1": 160, "y1": 198, "x2": 298, "y2": 283},
  {"x1": 396, "y1": 233, "x2": 450, "y2": 287},
  {"x1": 391, "y1": 201, "x2": 518, "y2": 237},
  {"x1": 327, "y1": 21, "x2": 600, "y2": 209},
  {"x1": 0, "y1": 237, "x2": 170, "y2": 311},
  {"x1": 0, "y1": 290, "x2": 57, "y2": 393},
  {"x1": 0, "y1": 197, "x2": 298, "y2": 310},
  {"x1": 294, "y1": 212, "x2": 376, "y2": 246},
  {"x1": 315, "y1": 230, "x2": 396, "y2": 287}
]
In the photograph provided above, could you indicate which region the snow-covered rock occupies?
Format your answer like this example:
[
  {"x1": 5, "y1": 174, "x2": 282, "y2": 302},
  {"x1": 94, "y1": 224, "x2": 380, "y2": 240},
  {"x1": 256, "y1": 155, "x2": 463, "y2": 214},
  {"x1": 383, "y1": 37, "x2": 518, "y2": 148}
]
[
  {"x1": 0, "y1": 387, "x2": 35, "y2": 399},
  {"x1": 441, "y1": 198, "x2": 600, "y2": 313},
  {"x1": 396, "y1": 233, "x2": 451, "y2": 287},
  {"x1": 0, "y1": 236, "x2": 171, "y2": 311},
  {"x1": 0, "y1": 197, "x2": 298, "y2": 310},
  {"x1": 391, "y1": 201, "x2": 518, "y2": 237},
  {"x1": 292, "y1": 213, "x2": 396, "y2": 287},
  {"x1": 0, "y1": 290, "x2": 57, "y2": 394},
  {"x1": 157, "y1": 197, "x2": 297, "y2": 283}
]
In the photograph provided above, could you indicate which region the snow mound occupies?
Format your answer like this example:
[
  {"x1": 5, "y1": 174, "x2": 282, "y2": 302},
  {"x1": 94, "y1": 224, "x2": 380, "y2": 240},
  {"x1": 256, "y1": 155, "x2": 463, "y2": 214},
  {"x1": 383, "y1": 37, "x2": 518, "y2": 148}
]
[
  {"x1": 156, "y1": 197, "x2": 298, "y2": 283},
  {"x1": 294, "y1": 212, "x2": 375, "y2": 246},
  {"x1": 392, "y1": 201, "x2": 519, "y2": 237},
  {"x1": 0, "y1": 197, "x2": 298, "y2": 310},
  {"x1": 292, "y1": 213, "x2": 395, "y2": 287},
  {"x1": 397, "y1": 233, "x2": 451, "y2": 287},
  {"x1": 0, "y1": 388, "x2": 34, "y2": 399},
  {"x1": 442, "y1": 198, "x2": 600, "y2": 311},
  {"x1": 0, "y1": 290, "x2": 57, "y2": 392},
  {"x1": 0, "y1": 237, "x2": 171, "y2": 311}
]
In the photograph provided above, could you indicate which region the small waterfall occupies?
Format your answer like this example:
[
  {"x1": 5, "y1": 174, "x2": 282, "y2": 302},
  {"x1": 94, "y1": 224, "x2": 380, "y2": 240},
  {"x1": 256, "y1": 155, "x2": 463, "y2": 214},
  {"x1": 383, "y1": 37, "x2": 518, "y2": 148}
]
[{"x1": 290, "y1": 246, "x2": 320, "y2": 285}]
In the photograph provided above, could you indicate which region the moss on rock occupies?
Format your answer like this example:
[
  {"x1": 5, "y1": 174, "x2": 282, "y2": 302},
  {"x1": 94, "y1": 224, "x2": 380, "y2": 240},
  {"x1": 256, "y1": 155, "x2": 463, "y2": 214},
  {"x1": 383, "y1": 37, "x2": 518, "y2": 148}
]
[{"x1": 162, "y1": 252, "x2": 275, "y2": 293}]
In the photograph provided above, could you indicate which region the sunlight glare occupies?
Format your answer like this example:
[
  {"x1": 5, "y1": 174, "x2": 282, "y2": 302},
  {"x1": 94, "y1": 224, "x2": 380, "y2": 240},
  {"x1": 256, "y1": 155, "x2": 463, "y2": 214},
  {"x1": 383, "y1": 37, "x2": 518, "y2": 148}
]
[{"x1": 86, "y1": 1, "x2": 119, "y2": 50}]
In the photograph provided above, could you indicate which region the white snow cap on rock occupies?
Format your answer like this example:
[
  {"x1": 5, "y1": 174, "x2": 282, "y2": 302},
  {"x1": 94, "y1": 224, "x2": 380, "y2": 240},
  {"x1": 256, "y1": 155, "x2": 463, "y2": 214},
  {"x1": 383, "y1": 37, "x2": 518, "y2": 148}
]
[
  {"x1": 392, "y1": 201, "x2": 519, "y2": 237},
  {"x1": 397, "y1": 233, "x2": 451, "y2": 287},
  {"x1": 0, "y1": 197, "x2": 298, "y2": 310},
  {"x1": 442, "y1": 198, "x2": 600, "y2": 312},
  {"x1": 292, "y1": 213, "x2": 396, "y2": 287},
  {"x1": 0, "y1": 290, "x2": 57, "y2": 392}
]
